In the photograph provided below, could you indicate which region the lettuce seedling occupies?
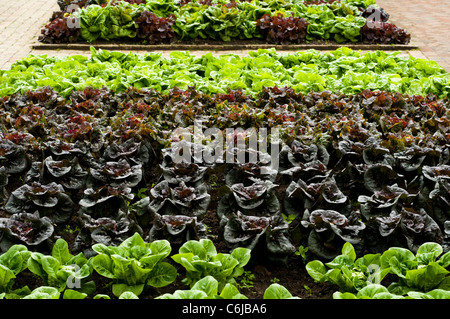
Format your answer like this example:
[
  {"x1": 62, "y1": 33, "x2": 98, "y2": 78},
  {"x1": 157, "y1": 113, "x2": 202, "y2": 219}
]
[
  {"x1": 92, "y1": 232, "x2": 177, "y2": 297},
  {"x1": 172, "y1": 238, "x2": 251, "y2": 291}
]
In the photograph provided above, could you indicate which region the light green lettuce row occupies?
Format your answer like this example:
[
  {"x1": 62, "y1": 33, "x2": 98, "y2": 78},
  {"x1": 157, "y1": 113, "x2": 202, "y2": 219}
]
[{"x1": 0, "y1": 47, "x2": 449, "y2": 98}]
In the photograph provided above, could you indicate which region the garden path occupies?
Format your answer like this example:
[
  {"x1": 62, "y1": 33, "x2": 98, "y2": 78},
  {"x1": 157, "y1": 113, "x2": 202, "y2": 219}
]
[{"x1": 376, "y1": 0, "x2": 450, "y2": 72}]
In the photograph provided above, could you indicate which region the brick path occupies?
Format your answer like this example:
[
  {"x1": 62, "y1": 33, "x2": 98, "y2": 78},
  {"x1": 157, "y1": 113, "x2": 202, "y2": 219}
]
[
  {"x1": 0, "y1": 0, "x2": 449, "y2": 72},
  {"x1": 376, "y1": 0, "x2": 450, "y2": 72},
  {"x1": 0, "y1": 0, "x2": 57, "y2": 69}
]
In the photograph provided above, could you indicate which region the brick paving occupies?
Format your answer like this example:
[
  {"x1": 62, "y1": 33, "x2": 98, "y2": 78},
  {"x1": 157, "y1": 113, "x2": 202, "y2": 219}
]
[
  {"x1": 0, "y1": 0, "x2": 448, "y2": 72},
  {"x1": 0, "y1": 0, "x2": 57, "y2": 69},
  {"x1": 375, "y1": 0, "x2": 450, "y2": 72}
]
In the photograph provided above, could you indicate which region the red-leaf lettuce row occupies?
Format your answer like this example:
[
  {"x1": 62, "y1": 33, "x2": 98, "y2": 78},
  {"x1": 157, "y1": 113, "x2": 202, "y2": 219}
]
[
  {"x1": 5, "y1": 182, "x2": 74, "y2": 225},
  {"x1": 0, "y1": 211, "x2": 54, "y2": 252},
  {"x1": 360, "y1": 20, "x2": 411, "y2": 45}
]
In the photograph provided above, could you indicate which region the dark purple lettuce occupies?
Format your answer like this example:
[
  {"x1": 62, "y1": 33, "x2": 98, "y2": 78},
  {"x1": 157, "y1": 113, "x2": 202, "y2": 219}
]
[
  {"x1": 360, "y1": 20, "x2": 411, "y2": 44},
  {"x1": 0, "y1": 212, "x2": 54, "y2": 252},
  {"x1": 301, "y1": 209, "x2": 366, "y2": 259},
  {"x1": 5, "y1": 182, "x2": 74, "y2": 224},
  {"x1": 284, "y1": 176, "x2": 347, "y2": 215},
  {"x1": 222, "y1": 211, "x2": 295, "y2": 260},
  {"x1": 78, "y1": 184, "x2": 133, "y2": 219},
  {"x1": 73, "y1": 210, "x2": 143, "y2": 257},
  {"x1": 38, "y1": 17, "x2": 81, "y2": 44},
  {"x1": 88, "y1": 159, "x2": 143, "y2": 188},
  {"x1": 148, "y1": 180, "x2": 211, "y2": 217},
  {"x1": 0, "y1": 139, "x2": 29, "y2": 175},
  {"x1": 148, "y1": 213, "x2": 207, "y2": 245}
]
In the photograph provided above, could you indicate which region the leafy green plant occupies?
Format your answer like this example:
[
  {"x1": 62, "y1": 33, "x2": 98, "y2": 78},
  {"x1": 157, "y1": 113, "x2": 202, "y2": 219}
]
[
  {"x1": 21, "y1": 286, "x2": 61, "y2": 299},
  {"x1": 307, "y1": 241, "x2": 450, "y2": 298},
  {"x1": 380, "y1": 242, "x2": 450, "y2": 295},
  {"x1": 91, "y1": 232, "x2": 177, "y2": 297},
  {"x1": 333, "y1": 284, "x2": 404, "y2": 299},
  {"x1": 157, "y1": 275, "x2": 299, "y2": 299},
  {"x1": 157, "y1": 275, "x2": 248, "y2": 299},
  {"x1": 0, "y1": 245, "x2": 31, "y2": 295},
  {"x1": 171, "y1": 238, "x2": 251, "y2": 290},
  {"x1": 263, "y1": 283, "x2": 300, "y2": 299},
  {"x1": 27, "y1": 238, "x2": 95, "y2": 294},
  {"x1": 237, "y1": 270, "x2": 255, "y2": 290},
  {"x1": 306, "y1": 242, "x2": 390, "y2": 293}
]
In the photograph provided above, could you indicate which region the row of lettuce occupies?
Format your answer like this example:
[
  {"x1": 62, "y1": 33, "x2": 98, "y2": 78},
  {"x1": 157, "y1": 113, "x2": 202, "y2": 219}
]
[
  {"x1": 39, "y1": 0, "x2": 411, "y2": 45},
  {"x1": 0, "y1": 235, "x2": 298, "y2": 299},
  {"x1": 2, "y1": 235, "x2": 450, "y2": 299},
  {"x1": 0, "y1": 48, "x2": 448, "y2": 299},
  {"x1": 1, "y1": 47, "x2": 449, "y2": 98}
]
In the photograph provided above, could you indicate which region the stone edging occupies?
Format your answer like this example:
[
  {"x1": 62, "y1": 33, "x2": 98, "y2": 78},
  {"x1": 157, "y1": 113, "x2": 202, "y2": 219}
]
[{"x1": 32, "y1": 41, "x2": 420, "y2": 51}]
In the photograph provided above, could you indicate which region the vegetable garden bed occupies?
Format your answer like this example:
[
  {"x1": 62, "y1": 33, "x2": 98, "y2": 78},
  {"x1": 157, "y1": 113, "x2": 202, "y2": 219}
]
[
  {"x1": 0, "y1": 47, "x2": 449, "y2": 300},
  {"x1": 37, "y1": 0, "x2": 413, "y2": 47}
]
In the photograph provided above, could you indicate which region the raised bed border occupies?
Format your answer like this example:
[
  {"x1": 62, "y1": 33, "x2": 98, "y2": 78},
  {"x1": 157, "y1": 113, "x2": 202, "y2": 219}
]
[{"x1": 32, "y1": 42, "x2": 420, "y2": 51}]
